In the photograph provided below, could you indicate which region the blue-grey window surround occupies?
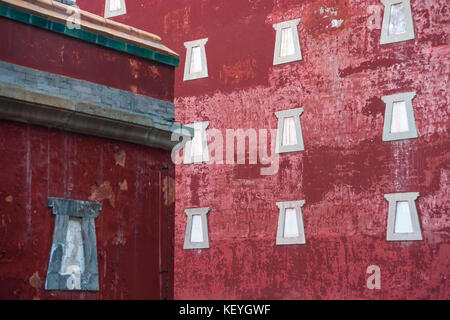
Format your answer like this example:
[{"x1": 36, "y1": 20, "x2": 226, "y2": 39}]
[{"x1": 45, "y1": 198, "x2": 102, "y2": 291}]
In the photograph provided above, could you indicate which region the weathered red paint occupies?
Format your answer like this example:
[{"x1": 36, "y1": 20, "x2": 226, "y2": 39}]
[
  {"x1": 0, "y1": 120, "x2": 174, "y2": 299},
  {"x1": 0, "y1": 0, "x2": 448, "y2": 300},
  {"x1": 0, "y1": 5, "x2": 176, "y2": 299},
  {"x1": 98, "y1": 0, "x2": 447, "y2": 299}
]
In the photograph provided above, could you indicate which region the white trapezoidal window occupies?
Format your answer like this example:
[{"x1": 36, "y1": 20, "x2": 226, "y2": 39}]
[
  {"x1": 183, "y1": 38, "x2": 209, "y2": 81},
  {"x1": 273, "y1": 18, "x2": 302, "y2": 65},
  {"x1": 183, "y1": 207, "x2": 211, "y2": 249},
  {"x1": 104, "y1": 0, "x2": 127, "y2": 19},
  {"x1": 275, "y1": 108, "x2": 305, "y2": 153},
  {"x1": 380, "y1": 0, "x2": 415, "y2": 44},
  {"x1": 45, "y1": 198, "x2": 102, "y2": 291},
  {"x1": 382, "y1": 91, "x2": 418, "y2": 141},
  {"x1": 384, "y1": 192, "x2": 422, "y2": 241},
  {"x1": 276, "y1": 200, "x2": 306, "y2": 245}
]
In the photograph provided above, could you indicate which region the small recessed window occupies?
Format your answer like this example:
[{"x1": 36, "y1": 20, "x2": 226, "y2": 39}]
[
  {"x1": 104, "y1": 0, "x2": 127, "y2": 19},
  {"x1": 184, "y1": 39, "x2": 208, "y2": 81},
  {"x1": 276, "y1": 200, "x2": 306, "y2": 245},
  {"x1": 183, "y1": 121, "x2": 210, "y2": 164},
  {"x1": 382, "y1": 91, "x2": 418, "y2": 141},
  {"x1": 273, "y1": 18, "x2": 302, "y2": 65},
  {"x1": 275, "y1": 108, "x2": 305, "y2": 153},
  {"x1": 184, "y1": 207, "x2": 211, "y2": 250},
  {"x1": 380, "y1": 0, "x2": 415, "y2": 44},
  {"x1": 385, "y1": 192, "x2": 422, "y2": 241}
]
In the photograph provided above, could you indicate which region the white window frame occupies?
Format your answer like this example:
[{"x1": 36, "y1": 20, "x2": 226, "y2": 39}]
[
  {"x1": 104, "y1": 0, "x2": 127, "y2": 19},
  {"x1": 45, "y1": 198, "x2": 102, "y2": 291},
  {"x1": 382, "y1": 91, "x2": 418, "y2": 141},
  {"x1": 380, "y1": 0, "x2": 415, "y2": 45},
  {"x1": 273, "y1": 18, "x2": 302, "y2": 65},
  {"x1": 275, "y1": 108, "x2": 305, "y2": 153},
  {"x1": 384, "y1": 192, "x2": 422, "y2": 241},
  {"x1": 183, "y1": 121, "x2": 210, "y2": 164},
  {"x1": 276, "y1": 200, "x2": 306, "y2": 245},
  {"x1": 183, "y1": 38, "x2": 209, "y2": 81},
  {"x1": 183, "y1": 207, "x2": 211, "y2": 250}
]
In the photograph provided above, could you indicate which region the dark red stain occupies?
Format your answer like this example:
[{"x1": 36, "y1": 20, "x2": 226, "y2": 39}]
[
  {"x1": 338, "y1": 58, "x2": 402, "y2": 78},
  {"x1": 189, "y1": 174, "x2": 201, "y2": 207},
  {"x1": 362, "y1": 97, "x2": 385, "y2": 117},
  {"x1": 302, "y1": 137, "x2": 443, "y2": 205},
  {"x1": 232, "y1": 164, "x2": 264, "y2": 180}
]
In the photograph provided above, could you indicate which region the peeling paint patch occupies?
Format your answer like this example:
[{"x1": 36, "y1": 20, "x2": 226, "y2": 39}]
[
  {"x1": 119, "y1": 179, "x2": 128, "y2": 191},
  {"x1": 5, "y1": 195, "x2": 13, "y2": 202},
  {"x1": 303, "y1": 0, "x2": 351, "y2": 38},
  {"x1": 60, "y1": 44, "x2": 65, "y2": 63},
  {"x1": 114, "y1": 147, "x2": 126, "y2": 167},
  {"x1": 112, "y1": 229, "x2": 125, "y2": 245},
  {"x1": 163, "y1": 6, "x2": 191, "y2": 40},
  {"x1": 72, "y1": 51, "x2": 82, "y2": 65},
  {"x1": 331, "y1": 19, "x2": 344, "y2": 28},
  {"x1": 423, "y1": 44, "x2": 450, "y2": 56},
  {"x1": 265, "y1": 3, "x2": 305, "y2": 25},
  {"x1": 129, "y1": 59, "x2": 140, "y2": 80},
  {"x1": 149, "y1": 65, "x2": 161, "y2": 79},
  {"x1": 29, "y1": 272, "x2": 43, "y2": 289},
  {"x1": 89, "y1": 181, "x2": 116, "y2": 208},
  {"x1": 130, "y1": 85, "x2": 138, "y2": 94}
]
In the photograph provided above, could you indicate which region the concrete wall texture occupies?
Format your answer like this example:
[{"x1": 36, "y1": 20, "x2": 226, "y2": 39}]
[{"x1": 0, "y1": 0, "x2": 448, "y2": 300}]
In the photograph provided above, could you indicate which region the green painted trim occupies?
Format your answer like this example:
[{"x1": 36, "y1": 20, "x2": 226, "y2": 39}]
[{"x1": 0, "y1": 4, "x2": 179, "y2": 67}]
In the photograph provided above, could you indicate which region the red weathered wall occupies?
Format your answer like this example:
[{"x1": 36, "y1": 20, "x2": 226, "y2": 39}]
[
  {"x1": 2, "y1": 0, "x2": 448, "y2": 300},
  {"x1": 0, "y1": 120, "x2": 174, "y2": 299},
  {"x1": 83, "y1": 0, "x2": 450, "y2": 299},
  {"x1": 0, "y1": 9, "x2": 176, "y2": 299}
]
